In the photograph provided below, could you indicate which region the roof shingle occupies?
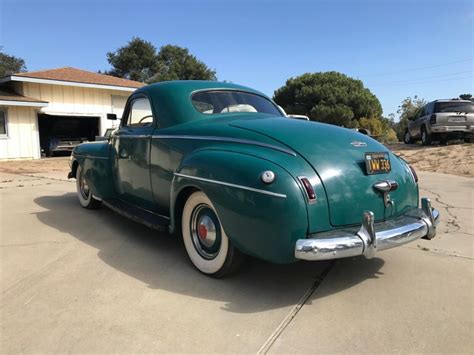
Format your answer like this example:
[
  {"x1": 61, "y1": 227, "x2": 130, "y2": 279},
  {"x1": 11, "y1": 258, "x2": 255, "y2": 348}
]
[{"x1": 14, "y1": 67, "x2": 144, "y2": 88}]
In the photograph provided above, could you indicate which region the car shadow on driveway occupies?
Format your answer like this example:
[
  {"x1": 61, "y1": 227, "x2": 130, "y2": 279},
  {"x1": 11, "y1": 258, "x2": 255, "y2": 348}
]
[{"x1": 33, "y1": 193, "x2": 385, "y2": 314}]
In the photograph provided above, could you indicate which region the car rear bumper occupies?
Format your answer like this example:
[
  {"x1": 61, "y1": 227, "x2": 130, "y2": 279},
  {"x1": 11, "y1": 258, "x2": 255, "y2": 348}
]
[
  {"x1": 430, "y1": 125, "x2": 474, "y2": 133},
  {"x1": 295, "y1": 198, "x2": 439, "y2": 261}
]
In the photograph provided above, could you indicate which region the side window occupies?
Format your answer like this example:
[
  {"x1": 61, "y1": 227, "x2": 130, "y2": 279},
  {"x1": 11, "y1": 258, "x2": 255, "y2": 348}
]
[
  {"x1": 425, "y1": 102, "x2": 434, "y2": 115},
  {"x1": 0, "y1": 108, "x2": 8, "y2": 137},
  {"x1": 125, "y1": 97, "x2": 154, "y2": 127}
]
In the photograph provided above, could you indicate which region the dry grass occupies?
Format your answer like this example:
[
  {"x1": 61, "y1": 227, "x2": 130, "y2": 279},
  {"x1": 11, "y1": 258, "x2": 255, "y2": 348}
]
[{"x1": 387, "y1": 142, "x2": 474, "y2": 177}]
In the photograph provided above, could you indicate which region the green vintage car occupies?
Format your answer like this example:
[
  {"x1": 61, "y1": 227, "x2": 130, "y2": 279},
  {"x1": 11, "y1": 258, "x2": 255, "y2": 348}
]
[{"x1": 68, "y1": 81, "x2": 439, "y2": 277}]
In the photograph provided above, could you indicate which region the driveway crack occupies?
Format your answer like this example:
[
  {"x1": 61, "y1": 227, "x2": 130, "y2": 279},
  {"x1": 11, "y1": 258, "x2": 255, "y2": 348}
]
[{"x1": 257, "y1": 261, "x2": 335, "y2": 354}]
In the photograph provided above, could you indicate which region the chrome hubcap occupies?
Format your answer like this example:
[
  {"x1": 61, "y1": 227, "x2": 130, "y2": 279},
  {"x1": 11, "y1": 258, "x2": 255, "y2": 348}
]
[
  {"x1": 79, "y1": 171, "x2": 90, "y2": 200},
  {"x1": 190, "y1": 204, "x2": 221, "y2": 259}
]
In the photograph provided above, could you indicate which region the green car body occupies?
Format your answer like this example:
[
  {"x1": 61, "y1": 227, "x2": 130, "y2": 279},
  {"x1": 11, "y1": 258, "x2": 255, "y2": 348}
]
[{"x1": 69, "y1": 81, "x2": 439, "y2": 272}]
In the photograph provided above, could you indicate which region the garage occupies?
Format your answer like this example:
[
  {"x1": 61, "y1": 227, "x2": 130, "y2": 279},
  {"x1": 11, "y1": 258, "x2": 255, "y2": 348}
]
[
  {"x1": 0, "y1": 67, "x2": 143, "y2": 160},
  {"x1": 38, "y1": 114, "x2": 100, "y2": 157}
]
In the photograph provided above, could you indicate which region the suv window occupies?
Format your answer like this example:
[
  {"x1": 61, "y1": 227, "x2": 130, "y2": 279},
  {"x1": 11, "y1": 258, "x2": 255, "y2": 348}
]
[
  {"x1": 125, "y1": 97, "x2": 154, "y2": 127},
  {"x1": 435, "y1": 101, "x2": 473, "y2": 113}
]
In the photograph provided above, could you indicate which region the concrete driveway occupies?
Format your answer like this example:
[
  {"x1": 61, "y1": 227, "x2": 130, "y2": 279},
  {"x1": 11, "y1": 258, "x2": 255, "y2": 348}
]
[{"x1": 0, "y1": 167, "x2": 472, "y2": 353}]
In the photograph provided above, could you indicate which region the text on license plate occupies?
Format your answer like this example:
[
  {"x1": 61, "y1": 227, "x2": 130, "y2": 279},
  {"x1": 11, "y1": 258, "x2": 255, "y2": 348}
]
[
  {"x1": 365, "y1": 152, "x2": 391, "y2": 174},
  {"x1": 448, "y1": 116, "x2": 466, "y2": 122}
]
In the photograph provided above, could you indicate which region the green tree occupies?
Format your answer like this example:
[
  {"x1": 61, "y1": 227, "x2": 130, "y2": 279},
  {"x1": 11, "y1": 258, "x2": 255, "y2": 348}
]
[
  {"x1": 0, "y1": 49, "x2": 27, "y2": 77},
  {"x1": 106, "y1": 38, "x2": 216, "y2": 83},
  {"x1": 106, "y1": 37, "x2": 158, "y2": 82},
  {"x1": 459, "y1": 93, "x2": 472, "y2": 100},
  {"x1": 395, "y1": 95, "x2": 427, "y2": 141},
  {"x1": 273, "y1": 71, "x2": 382, "y2": 127},
  {"x1": 149, "y1": 45, "x2": 216, "y2": 82}
]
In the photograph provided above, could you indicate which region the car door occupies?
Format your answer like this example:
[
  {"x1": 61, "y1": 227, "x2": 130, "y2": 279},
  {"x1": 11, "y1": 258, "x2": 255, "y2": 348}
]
[
  {"x1": 112, "y1": 95, "x2": 155, "y2": 209},
  {"x1": 411, "y1": 106, "x2": 426, "y2": 138}
]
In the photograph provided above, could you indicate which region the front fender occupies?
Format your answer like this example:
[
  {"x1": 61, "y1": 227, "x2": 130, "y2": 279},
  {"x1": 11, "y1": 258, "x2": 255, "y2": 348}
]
[
  {"x1": 70, "y1": 142, "x2": 114, "y2": 199},
  {"x1": 171, "y1": 149, "x2": 308, "y2": 263}
]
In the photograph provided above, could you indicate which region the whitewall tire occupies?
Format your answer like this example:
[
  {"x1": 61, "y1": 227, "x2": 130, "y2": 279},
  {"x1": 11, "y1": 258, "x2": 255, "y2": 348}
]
[
  {"x1": 181, "y1": 191, "x2": 243, "y2": 277},
  {"x1": 76, "y1": 165, "x2": 101, "y2": 209}
]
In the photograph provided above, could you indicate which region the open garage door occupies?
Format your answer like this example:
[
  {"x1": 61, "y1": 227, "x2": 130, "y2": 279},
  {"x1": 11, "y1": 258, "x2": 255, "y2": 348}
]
[{"x1": 38, "y1": 114, "x2": 100, "y2": 157}]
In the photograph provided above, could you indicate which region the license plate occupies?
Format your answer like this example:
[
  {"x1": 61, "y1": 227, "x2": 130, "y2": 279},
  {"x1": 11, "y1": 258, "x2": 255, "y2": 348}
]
[
  {"x1": 448, "y1": 116, "x2": 466, "y2": 122},
  {"x1": 365, "y1": 152, "x2": 391, "y2": 175}
]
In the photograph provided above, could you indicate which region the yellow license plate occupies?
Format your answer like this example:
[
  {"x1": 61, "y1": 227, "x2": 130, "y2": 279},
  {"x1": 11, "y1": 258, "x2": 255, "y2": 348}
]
[{"x1": 365, "y1": 152, "x2": 391, "y2": 174}]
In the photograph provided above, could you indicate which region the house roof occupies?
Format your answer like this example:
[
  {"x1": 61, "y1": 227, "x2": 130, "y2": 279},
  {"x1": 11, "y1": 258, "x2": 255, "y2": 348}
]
[
  {"x1": 3, "y1": 67, "x2": 144, "y2": 90},
  {"x1": 0, "y1": 88, "x2": 48, "y2": 107}
]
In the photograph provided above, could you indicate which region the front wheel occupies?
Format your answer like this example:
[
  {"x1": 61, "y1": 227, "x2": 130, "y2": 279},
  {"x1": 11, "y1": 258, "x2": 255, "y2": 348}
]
[
  {"x1": 404, "y1": 130, "x2": 414, "y2": 144},
  {"x1": 181, "y1": 191, "x2": 244, "y2": 277},
  {"x1": 76, "y1": 165, "x2": 101, "y2": 209}
]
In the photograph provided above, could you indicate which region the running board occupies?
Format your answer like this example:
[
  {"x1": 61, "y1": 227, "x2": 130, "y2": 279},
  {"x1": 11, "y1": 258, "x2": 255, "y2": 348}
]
[{"x1": 102, "y1": 198, "x2": 170, "y2": 232}]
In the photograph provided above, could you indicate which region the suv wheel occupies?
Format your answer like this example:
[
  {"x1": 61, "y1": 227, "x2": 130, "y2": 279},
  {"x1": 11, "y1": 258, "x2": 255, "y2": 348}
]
[
  {"x1": 421, "y1": 126, "x2": 432, "y2": 146},
  {"x1": 404, "y1": 130, "x2": 414, "y2": 144}
]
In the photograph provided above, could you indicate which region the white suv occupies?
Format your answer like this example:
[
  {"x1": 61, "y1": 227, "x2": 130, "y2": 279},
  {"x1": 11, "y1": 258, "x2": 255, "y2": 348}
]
[{"x1": 404, "y1": 99, "x2": 473, "y2": 145}]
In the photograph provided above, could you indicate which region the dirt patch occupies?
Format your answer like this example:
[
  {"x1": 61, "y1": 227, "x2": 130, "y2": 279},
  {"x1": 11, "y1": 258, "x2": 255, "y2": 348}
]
[
  {"x1": 387, "y1": 142, "x2": 474, "y2": 177},
  {"x1": 0, "y1": 157, "x2": 70, "y2": 175}
]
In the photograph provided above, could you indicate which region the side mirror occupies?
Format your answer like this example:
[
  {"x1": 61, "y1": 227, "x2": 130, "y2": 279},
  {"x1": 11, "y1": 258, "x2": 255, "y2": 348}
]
[{"x1": 107, "y1": 113, "x2": 118, "y2": 121}]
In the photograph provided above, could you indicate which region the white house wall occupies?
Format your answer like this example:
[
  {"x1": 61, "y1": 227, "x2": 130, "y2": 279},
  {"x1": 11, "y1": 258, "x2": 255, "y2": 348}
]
[
  {"x1": 0, "y1": 106, "x2": 41, "y2": 160},
  {"x1": 21, "y1": 82, "x2": 131, "y2": 134}
]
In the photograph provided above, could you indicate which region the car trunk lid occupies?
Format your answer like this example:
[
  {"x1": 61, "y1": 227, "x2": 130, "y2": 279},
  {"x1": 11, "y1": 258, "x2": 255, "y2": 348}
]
[{"x1": 230, "y1": 117, "x2": 417, "y2": 227}]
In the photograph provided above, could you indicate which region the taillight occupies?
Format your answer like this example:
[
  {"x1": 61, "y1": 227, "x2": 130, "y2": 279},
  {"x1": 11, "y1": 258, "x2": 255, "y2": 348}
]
[
  {"x1": 299, "y1": 177, "x2": 317, "y2": 203},
  {"x1": 430, "y1": 114, "x2": 436, "y2": 124},
  {"x1": 409, "y1": 165, "x2": 418, "y2": 183}
]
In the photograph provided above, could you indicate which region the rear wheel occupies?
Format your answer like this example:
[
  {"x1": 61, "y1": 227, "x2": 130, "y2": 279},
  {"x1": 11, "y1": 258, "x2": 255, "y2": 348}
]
[
  {"x1": 421, "y1": 126, "x2": 432, "y2": 146},
  {"x1": 404, "y1": 130, "x2": 414, "y2": 144},
  {"x1": 76, "y1": 165, "x2": 101, "y2": 209},
  {"x1": 181, "y1": 191, "x2": 244, "y2": 277}
]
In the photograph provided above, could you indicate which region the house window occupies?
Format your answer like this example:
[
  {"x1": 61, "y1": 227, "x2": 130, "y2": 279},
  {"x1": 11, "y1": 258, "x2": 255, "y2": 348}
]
[{"x1": 0, "y1": 108, "x2": 7, "y2": 137}]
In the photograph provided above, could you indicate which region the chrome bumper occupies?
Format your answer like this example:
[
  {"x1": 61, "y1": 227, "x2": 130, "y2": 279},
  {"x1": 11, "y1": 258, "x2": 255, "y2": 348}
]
[{"x1": 295, "y1": 198, "x2": 440, "y2": 261}]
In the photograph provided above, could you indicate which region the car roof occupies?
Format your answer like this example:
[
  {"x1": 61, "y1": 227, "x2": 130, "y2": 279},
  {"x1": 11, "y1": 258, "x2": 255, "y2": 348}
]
[
  {"x1": 136, "y1": 80, "x2": 266, "y2": 97},
  {"x1": 132, "y1": 81, "x2": 274, "y2": 128},
  {"x1": 433, "y1": 99, "x2": 472, "y2": 103}
]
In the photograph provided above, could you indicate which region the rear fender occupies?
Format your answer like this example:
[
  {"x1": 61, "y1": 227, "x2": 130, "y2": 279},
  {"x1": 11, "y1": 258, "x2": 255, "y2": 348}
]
[{"x1": 170, "y1": 149, "x2": 308, "y2": 263}]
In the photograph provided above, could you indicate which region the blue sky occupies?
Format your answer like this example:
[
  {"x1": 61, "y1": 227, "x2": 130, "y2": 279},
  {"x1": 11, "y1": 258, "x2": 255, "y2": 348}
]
[{"x1": 1, "y1": 0, "x2": 472, "y2": 118}]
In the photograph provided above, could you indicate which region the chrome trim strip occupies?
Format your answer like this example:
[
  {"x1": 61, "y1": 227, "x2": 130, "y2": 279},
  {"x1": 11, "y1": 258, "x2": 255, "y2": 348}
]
[
  {"x1": 116, "y1": 134, "x2": 150, "y2": 139},
  {"x1": 153, "y1": 135, "x2": 297, "y2": 156},
  {"x1": 174, "y1": 173, "x2": 287, "y2": 198},
  {"x1": 295, "y1": 198, "x2": 439, "y2": 261},
  {"x1": 73, "y1": 154, "x2": 109, "y2": 160}
]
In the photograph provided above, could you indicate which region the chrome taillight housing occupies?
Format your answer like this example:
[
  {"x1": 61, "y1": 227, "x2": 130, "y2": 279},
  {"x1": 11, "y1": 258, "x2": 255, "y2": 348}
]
[{"x1": 298, "y1": 176, "x2": 317, "y2": 203}]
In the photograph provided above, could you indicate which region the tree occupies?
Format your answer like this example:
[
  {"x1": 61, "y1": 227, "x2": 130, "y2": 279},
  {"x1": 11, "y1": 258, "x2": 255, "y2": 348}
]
[
  {"x1": 149, "y1": 45, "x2": 216, "y2": 82},
  {"x1": 273, "y1": 72, "x2": 382, "y2": 127},
  {"x1": 395, "y1": 95, "x2": 427, "y2": 141},
  {"x1": 0, "y1": 49, "x2": 27, "y2": 77},
  {"x1": 106, "y1": 37, "x2": 158, "y2": 82},
  {"x1": 106, "y1": 38, "x2": 217, "y2": 83},
  {"x1": 459, "y1": 93, "x2": 472, "y2": 100}
]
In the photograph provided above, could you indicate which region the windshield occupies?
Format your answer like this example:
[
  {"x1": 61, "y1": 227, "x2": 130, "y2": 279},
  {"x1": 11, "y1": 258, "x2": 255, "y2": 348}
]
[
  {"x1": 192, "y1": 90, "x2": 283, "y2": 116},
  {"x1": 435, "y1": 101, "x2": 473, "y2": 113}
]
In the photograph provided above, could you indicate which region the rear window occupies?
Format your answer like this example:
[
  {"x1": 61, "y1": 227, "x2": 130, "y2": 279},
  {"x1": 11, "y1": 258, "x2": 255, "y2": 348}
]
[
  {"x1": 435, "y1": 101, "x2": 473, "y2": 113},
  {"x1": 192, "y1": 90, "x2": 283, "y2": 116}
]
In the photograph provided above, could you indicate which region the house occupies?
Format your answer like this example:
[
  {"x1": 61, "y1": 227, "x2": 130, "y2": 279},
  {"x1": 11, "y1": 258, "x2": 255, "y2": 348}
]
[{"x1": 0, "y1": 67, "x2": 144, "y2": 160}]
